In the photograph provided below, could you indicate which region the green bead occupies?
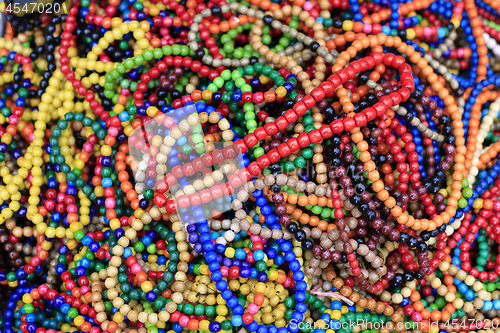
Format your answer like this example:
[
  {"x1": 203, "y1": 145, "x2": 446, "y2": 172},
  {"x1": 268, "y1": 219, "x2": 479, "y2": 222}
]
[
  {"x1": 194, "y1": 304, "x2": 205, "y2": 315},
  {"x1": 254, "y1": 147, "x2": 265, "y2": 158},
  {"x1": 284, "y1": 161, "x2": 295, "y2": 172},
  {"x1": 294, "y1": 156, "x2": 306, "y2": 168},
  {"x1": 205, "y1": 305, "x2": 216, "y2": 317}
]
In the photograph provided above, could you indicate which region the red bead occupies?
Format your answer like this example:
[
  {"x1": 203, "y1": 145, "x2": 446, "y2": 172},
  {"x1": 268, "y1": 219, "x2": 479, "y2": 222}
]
[
  {"x1": 328, "y1": 74, "x2": 342, "y2": 87},
  {"x1": 277, "y1": 143, "x2": 292, "y2": 157},
  {"x1": 268, "y1": 149, "x2": 280, "y2": 163},
  {"x1": 310, "y1": 87, "x2": 325, "y2": 101},
  {"x1": 222, "y1": 183, "x2": 235, "y2": 196},
  {"x1": 331, "y1": 119, "x2": 344, "y2": 133},
  {"x1": 293, "y1": 100, "x2": 309, "y2": 117},
  {"x1": 353, "y1": 113, "x2": 367, "y2": 128},
  {"x1": 153, "y1": 194, "x2": 167, "y2": 207},
  {"x1": 319, "y1": 125, "x2": 333, "y2": 139},
  {"x1": 264, "y1": 122, "x2": 278, "y2": 135},
  {"x1": 256, "y1": 155, "x2": 271, "y2": 169},
  {"x1": 287, "y1": 138, "x2": 300, "y2": 152},
  {"x1": 308, "y1": 129, "x2": 322, "y2": 144},
  {"x1": 343, "y1": 117, "x2": 356, "y2": 131},
  {"x1": 210, "y1": 185, "x2": 223, "y2": 199},
  {"x1": 284, "y1": 109, "x2": 298, "y2": 124},
  {"x1": 275, "y1": 116, "x2": 288, "y2": 130},
  {"x1": 297, "y1": 133, "x2": 311, "y2": 148},
  {"x1": 319, "y1": 81, "x2": 335, "y2": 97},
  {"x1": 247, "y1": 162, "x2": 261, "y2": 176},
  {"x1": 253, "y1": 127, "x2": 267, "y2": 141},
  {"x1": 233, "y1": 140, "x2": 248, "y2": 154},
  {"x1": 364, "y1": 107, "x2": 376, "y2": 121},
  {"x1": 244, "y1": 134, "x2": 258, "y2": 148}
]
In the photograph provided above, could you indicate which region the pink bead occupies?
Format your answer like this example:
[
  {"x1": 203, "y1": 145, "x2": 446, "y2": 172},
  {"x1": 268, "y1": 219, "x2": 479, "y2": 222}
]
[
  {"x1": 247, "y1": 303, "x2": 259, "y2": 315},
  {"x1": 29, "y1": 132, "x2": 35, "y2": 142},
  {"x1": 303, "y1": 1, "x2": 313, "y2": 10},
  {"x1": 163, "y1": 17, "x2": 173, "y2": 27},
  {"x1": 121, "y1": 88, "x2": 130, "y2": 96},
  {"x1": 30, "y1": 257, "x2": 41, "y2": 266},
  {"x1": 57, "y1": 193, "x2": 65, "y2": 202},
  {"x1": 283, "y1": 277, "x2": 292, "y2": 287},
  {"x1": 164, "y1": 117, "x2": 175, "y2": 128},
  {"x1": 220, "y1": 266, "x2": 229, "y2": 277},
  {"x1": 90, "y1": 327, "x2": 101, "y2": 333},
  {"x1": 411, "y1": 312, "x2": 422, "y2": 322},
  {"x1": 137, "y1": 323, "x2": 145, "y2": 329},
  {"x1": 38, "y1": 284, "x2": 49, "y2": 295},
  {"x1": 9, "y1": 115, "x2": 19, "y2": 125},
  {"x1": 81, "y1": 286, "x2": 91, "y2": 294},
  {"x1": 494, "y1": 201, "x2": 500, "y2": 211},
  {"x1": 108, "y1": 127, "x2": 119, "y2": 137},
  {"x1": 83, "y1": 142, "x2": 93, "y2": 153},
  {"x1": 105, "y1": 198, "x2": 116, "y2": 209},
  {"x1": 66, "y1": 204, "x2": 78, "y2": 213},
  {"x1": 131, "y1": 263, "x2": 142, "y2": 274},
  {"x1": 457, "y1": 48, "x2": 465, "y2": 58},
  {"x1": 179, "y1": 315, "x2": 190, "y2": 327},
  {"x1": 362, "y1": 24, "x2": 372, "y2": 34}
]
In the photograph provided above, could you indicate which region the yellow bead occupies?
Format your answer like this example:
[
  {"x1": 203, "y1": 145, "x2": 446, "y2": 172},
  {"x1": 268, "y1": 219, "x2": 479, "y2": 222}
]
[
  {"x1": 202, "y1": 90, "x2": 212, "y2": 100},
  {"x1": 406, "y1": 29, "x2": 415, "y2": 40},
  {"x1": 74, "y1": 315, "x2": 85, "y2": 327},
  {"x1": 141, "y1": 281, "x2": 153, "y2": 292},
  {"x1": 268, "y1": 270, "x2": 279, "y2": 281},
  {"x1": 101, "y1": 145, "x2": 112, "y2": 156},
  {"x1": 22, "y1": 294, "x2": 33, "y2": 304},
  {"x1": 331, "y1": 310, "x2": 341, "y2": 320},
  {"x1": 224, "y1": 247, "x2": 235, "y2": 258},
  {"x1": 473, "y1": 198, "x2": 483, "y2": 209},
  {"x1": 199, "y1": 320, "x2": 210, "y2": 331},
  {"x1": 259, "y1": 75, "x2": 270, "y2": 85},
  {"x1": 342, "y1": 20, "x2": 353, "y2": 31},
  {"x1": 216, "y1": 305, "x2": 228, "y2": 316}
]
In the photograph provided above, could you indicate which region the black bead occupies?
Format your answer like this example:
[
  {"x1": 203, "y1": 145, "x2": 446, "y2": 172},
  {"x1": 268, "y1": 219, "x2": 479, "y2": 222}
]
[
  {"x1": 366, "y1": 210, "x2": 376, "y2": 221},
  {"x1": 394, "y1": 273, "x2": 404, "y2": 284},
  {"x1": 407, "y1": 237, "x2": 418, "y2": 248},
  {"x1": 420, "y1": 232, "x2": 431, "y2": 241},
  {"x1": 310, "y1": 42, "x2": 320, "y2": 52},
  {"x1": 211, "y1": 5, "x2": 221, "y2": 15},
  {"x1": 439, "y1": 114, "x2": 450, "y2": 125},
  {"x1": 340, "y1": 253, "x2": 348, "y2": 263},
  {"x1": 417, "y1": 241, "x2": 427, "y2": 253},
  {"x1": 295, "y1": 230, "x2": 306, "y2": 242},
  {"x1": 286, "y1": 223, "x2": 298, "y2": 234},
  {"x1": 410, "y1": 88, "x2": 423, "y2": 100},
  {"x1": 263, "y1": 15, "x2": 274, "y2": 25},
  {"x1": 399, "y1": 233, "x2": 409, "y2": 244},
  {"x1": 270, "y1": 184, "x2": 281, "y2": 193},
  {"x1": 301, "y1": 239, "x2": 313, "y2": 250},
  {"x1": 404, "y1": 273, "x2": 415, "y2": 282}
]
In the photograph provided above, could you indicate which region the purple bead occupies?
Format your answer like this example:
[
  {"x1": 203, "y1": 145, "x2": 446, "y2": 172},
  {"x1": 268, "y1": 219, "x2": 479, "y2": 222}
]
[
  {"x1": 194, "y1": 242, "x2": 203, "y2": 253},
  {"x1": 188, "y1": 233, "x2": 199, "y2": 243},
  {"x1": 222, "y1": 257, "x2": 232, "y2": 267}
]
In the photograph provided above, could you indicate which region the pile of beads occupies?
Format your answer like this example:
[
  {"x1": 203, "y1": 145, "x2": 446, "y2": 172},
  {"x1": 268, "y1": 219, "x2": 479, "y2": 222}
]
[{"x1": 2, "y1": 0, "x2": 500, "y2": 332}]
